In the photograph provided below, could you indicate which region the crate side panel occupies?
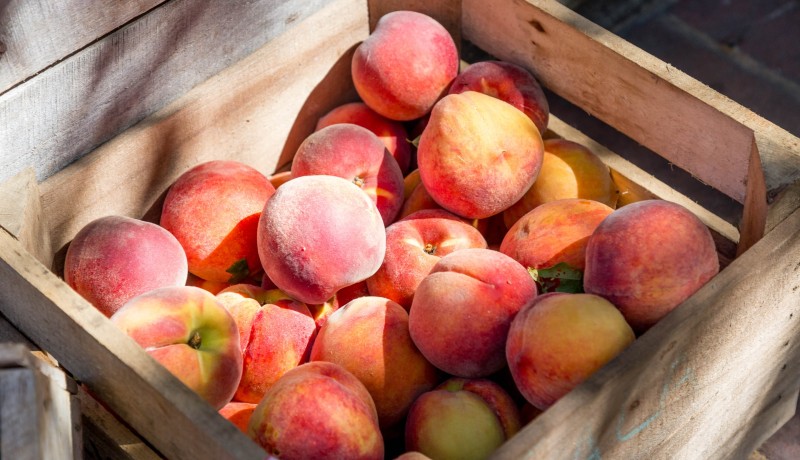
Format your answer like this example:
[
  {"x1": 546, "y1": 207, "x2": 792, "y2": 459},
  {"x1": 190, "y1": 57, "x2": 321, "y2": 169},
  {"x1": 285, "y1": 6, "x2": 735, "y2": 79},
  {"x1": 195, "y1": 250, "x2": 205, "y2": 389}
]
[
  {"x1": 37, "y1": 0, "x2": 368, "y2": 256},
  {"x1": 491, "y1": 206, "x2": 800, "y2": 459},
  {"x1": 0, "y1": 229, "x2": 265, "y2": 459},
  {"x1": 462, "y1": 0, "x2": 796, "y2": 205},
  {"x1": 0, "y1": 0, "x2": 165, "y2": 93},
  {"x1": 0, "y1": 0, "x2": 335, "y2": 186}
]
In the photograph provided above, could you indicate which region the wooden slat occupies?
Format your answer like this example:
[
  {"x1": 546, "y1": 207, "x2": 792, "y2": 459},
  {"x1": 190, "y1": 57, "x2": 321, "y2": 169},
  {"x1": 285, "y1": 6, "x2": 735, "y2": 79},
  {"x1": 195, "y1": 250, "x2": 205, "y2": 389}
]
[
  {"x1": 0, "y1": 168, "x2": 53, "y2": 268},
  {"x1": 0, "y1": 228, "x2": 266, "y2": 460},
  {"x1": 0, "y1": 0, "x2": 165, "y2": 93},
  {"x1": 0, "y1": 0, "x2": 335, "y2": 187},
  {"x1": 491, "y1": 205, "x2": 800, "y2": 459},
  {"x1": 37, "y1": 0, "x2": 367, "y2": 257}
]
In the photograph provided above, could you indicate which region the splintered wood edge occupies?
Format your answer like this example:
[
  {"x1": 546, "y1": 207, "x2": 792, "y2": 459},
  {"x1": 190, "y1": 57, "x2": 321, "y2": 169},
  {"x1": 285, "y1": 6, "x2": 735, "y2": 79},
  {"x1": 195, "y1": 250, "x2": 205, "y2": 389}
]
[{"x1": 492, "y1": 205, "x2": 800, "y2": 460}]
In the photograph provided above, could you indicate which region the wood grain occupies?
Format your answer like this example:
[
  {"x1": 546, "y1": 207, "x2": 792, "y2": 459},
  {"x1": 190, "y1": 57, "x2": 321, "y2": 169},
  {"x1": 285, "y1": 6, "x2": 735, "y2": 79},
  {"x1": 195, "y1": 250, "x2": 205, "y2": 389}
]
[
  {"x1": 0, "y1": 0, "x2": 165, "y2": 93},
  {"x1": 37, "y1": 0, "x2": 366, "y2": 258},
  {"x1": 0, "y1": 0, "x2": 335, "y2": 186},
  {"x1": 492, "y1": 205, "x2": 800, "y2": 459},
  {"x1": 0, "y1": 168, "x2": 53, "y2": 268},
  {"x1": 0, "y1": 228, "x2": 266, "y2": 459}
]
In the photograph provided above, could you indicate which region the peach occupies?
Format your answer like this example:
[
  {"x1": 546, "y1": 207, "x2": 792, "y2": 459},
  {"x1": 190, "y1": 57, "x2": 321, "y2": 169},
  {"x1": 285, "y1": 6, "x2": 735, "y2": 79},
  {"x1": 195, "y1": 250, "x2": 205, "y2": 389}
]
[
  {"x1": 247, "y1": 361, "x2": 384, "y2": 459},
  {"x1": 316, "y1": 102, "x2": 412, "y2": 173},
  {"x1": 110, "y1": 286, "x2": 242, "y2": 410},
  {"x1": 352, "y1": 10, "x2": 458, "y2": 121},
  {"x1": 335, "y1": 280, "x2": 370, "y2": 306},
  {"x1": 503, "y1": 138, "x2": 618, "y2": 228},
  {"x1": 409, "y1": 248, "x2": 538, "y2": 377},
  {"x1": 268, "y1": 170, "x2": 292, "y2": 189},
  {"x1": 216, "y1": 285, "x2": 317, "y2": 404},
  {"x1": 448, "y1": 60, "x2": 549, "y2": 135},
  {"x1": 310, "y1": 296, "x2": 441, "y2": 429},
  {"x1": 64, "y1": 215, "x2": 188, "y2": 317},
  {"x1": 367, "y1": 209, "x2": 487, "y2": 310},
  {"x1": 403, "y1": 169, "x2": 422, "y2": 200},
  {"x1": 291, "y1": 124, "x2": 405, "y2": 225},
  {"x1": 160, "y1": 160, "x2": 275, "y2": 283},
  {"x1": 257, "y1": 175, "x2": 386, "y2": 305},
  {"x1": 186, "y1": 273, "x2": 230, "y2": 295},
  {"x1": 500, "y1": 199, "x2": 614, "y2": 292},
  {"x1": 404, "y1": 377, "x2": 521, "y2": 460},
  {"x1": 506, "y1": 292, "x2": 635, "y2": 410},
  {"x1": 583, "y1": 199, "x2": 719, "y2": 332},
  {"x1": 219, "y1": 401, "x2": 256, "y2": 434},
  {"x1": 417, "y1": 91, "x2": 544, "y2": 219},
  {"x1": 399, "y1": 181, "x2": 444, "y2": 220}
]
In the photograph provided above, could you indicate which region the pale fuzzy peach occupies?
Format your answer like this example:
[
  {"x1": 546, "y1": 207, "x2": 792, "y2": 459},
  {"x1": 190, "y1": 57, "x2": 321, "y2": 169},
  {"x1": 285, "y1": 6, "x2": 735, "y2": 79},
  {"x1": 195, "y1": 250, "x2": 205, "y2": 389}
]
[
  {"x1": 408, "y1": 248, "x2": 538, "y2": 377},
  {"x1": 417, "y1": 91, "x2": 544, "y2": 219},
  {"x1": 352, "y1": 11, "x2": 458, "y2": 121},
  {"x1": 291, "y1": 124, "x2": 405, "y2": 225},
  {"x1": 503, "y1": 139, "x2": 618, "y2": 228},
  {"x1": 247, "y1": 361, "x2": 383, "y2": 459},
  {"x1": 219, "y1": 401, "x2": 257, "y2": 434},
  {"x1": 500, "y1": 199, "x2": 614, "y2": 272},
  {"x1": 404, "y1": 379, "x2": 517, "y2": 460},
  {"x1": 310, "y1": 296, "x2": 441, "y2": 429},
  {"x1": 110, "y1": 286, "x2": 242, "y2": 410},
  {"x1": 160, "y1": 160, "x2": 275, "y2": 283},
  {"x1": 583, "y1": 199, "x2": 719, "y2": 333},
  {"x1": 216, "y1": 285, "x2": 317, "y2": 404},
  {"x1": 316, "y1": 102, "x2": 412, "y2": 173},
  {"x1": 64, "y1": 215, "x2": 188, "y2": 317},
  {"x1": 257, "y1": 175, "x2": 386, "y2": 305},
  {"x1": 367, "y1": 209, "x2": 487, "y2": 310},
  {"x1": 506, "y1": 292, "x2": 635, "y2": 410},
  {"x1": 448, "y1": 60, "x2": 549, "y2": 135}
]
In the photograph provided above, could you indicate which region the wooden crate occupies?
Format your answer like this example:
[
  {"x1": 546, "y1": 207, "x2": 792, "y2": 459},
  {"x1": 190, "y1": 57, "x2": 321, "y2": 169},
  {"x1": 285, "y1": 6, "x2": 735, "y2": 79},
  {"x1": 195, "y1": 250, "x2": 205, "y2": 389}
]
[
  {"x1": 0, "y1": 338, "x2": 81, "y2": 460},
  {"x1": 1, "y1": 0, "x2": 800, "y2": 458}
]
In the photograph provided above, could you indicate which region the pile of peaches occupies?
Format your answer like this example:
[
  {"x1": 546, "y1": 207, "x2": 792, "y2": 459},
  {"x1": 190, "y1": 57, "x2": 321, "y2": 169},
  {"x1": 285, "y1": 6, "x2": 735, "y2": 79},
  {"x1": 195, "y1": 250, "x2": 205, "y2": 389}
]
[{"x1": 63, "y1": 10, "x2": 720, "y2": 460}]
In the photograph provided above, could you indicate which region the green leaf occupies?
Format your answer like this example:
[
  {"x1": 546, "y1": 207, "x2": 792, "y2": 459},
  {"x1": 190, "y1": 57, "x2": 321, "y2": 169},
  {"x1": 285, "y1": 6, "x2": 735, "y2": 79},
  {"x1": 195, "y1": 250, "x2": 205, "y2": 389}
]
[
  {"x1": 528, "y1": 262, "x2": 584, "y2": 294},
  {"x1": 408, "y1": 135, "x2": 422, "y2": 148},
  {"x1": 225, "y1": 258, "x2": 251, "y2": 284}
]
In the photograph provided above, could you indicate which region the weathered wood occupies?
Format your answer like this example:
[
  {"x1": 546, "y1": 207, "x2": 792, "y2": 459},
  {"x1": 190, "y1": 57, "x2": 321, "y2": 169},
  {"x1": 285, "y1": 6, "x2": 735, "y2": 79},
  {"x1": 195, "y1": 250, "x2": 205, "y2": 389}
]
[
  {"x1": 0, "y1": 0, "x2": 165, "y2": 93},
  {"x1": 80, "y1": 386, "x2": 163, "y2": 460},
  {"x1": 0, "y1": 228, "x2": 266, "y2": 460},
  {"x1": 0, "y1": 343, "x2": 81, "y2": 460},
  {"x1": 0, "y1": 0, "x2": 335, "y2": 186},
  {"x1": 0, "y1": 168, "x2": 53, "y2": 268},
  {"x1": 491, "y1": 206, "x2": 800, "y2": 460},
  {"x1": 37, "y1": 0, "x2": 367, "y2": 258},
  {"x1": 462, "y1": 0, "x2": 793, "y2": 253}
]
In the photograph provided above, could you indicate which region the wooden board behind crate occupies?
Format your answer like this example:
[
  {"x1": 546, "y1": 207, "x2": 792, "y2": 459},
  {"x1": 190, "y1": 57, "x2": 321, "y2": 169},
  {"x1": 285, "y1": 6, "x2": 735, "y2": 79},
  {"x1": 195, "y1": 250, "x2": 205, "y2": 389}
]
[
  {"x1": 0, "y1": 0, "x2": 336, "y2": 186},
  {"x1": 0, "y1": 0, "x2": 166, "y2": 93}
]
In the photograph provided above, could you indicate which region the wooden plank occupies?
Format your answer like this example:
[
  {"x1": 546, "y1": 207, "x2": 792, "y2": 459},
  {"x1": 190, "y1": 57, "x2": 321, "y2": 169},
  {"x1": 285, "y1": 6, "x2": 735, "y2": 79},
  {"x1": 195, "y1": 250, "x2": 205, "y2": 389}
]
[
  {"x1": 0, "y1": 367, "x2": 43, "y2": 460},
  {"x1": 0, "y1": 227, "x2": 266, "y2": 460},
  {"x1": 0, "y1": 0, "x2": 335, "y2": 187},
  {"x1": 37, "y1": 0, "x2": 367, "y2": 256},
  {"x1": 0, "y1": 168, "x2": 53, "y2": 268},
  {"x1": 80, "y1": 386, "x2": 163, "y2": 460},
  {"x1": 491, "y1": 205, "x2": 800, "y2": 460},
  {"x1": 462, "y1": 0, "x2": 782, "y2": 252},
  {"x1": 463, "y1": 0, "x2": 753, "y2": 203},
  {"x1": 0, "y1": 0, "x2": 165, "y2": 93}
]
